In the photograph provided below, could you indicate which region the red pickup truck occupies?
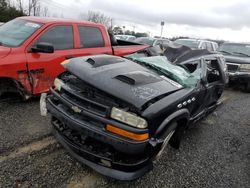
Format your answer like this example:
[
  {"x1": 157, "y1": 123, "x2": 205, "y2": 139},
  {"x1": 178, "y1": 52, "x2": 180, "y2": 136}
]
[{"x1": 0, "y1": 16, "x2": 147, "y2": 99}]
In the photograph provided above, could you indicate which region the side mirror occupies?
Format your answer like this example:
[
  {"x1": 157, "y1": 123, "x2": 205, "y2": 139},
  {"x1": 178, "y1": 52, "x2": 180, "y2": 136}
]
[{"x1": 30, "y1": 42, "x2": 54, "y2": 53}]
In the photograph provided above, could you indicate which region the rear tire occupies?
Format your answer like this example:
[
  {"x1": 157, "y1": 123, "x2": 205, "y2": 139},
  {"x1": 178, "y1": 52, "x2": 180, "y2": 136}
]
[
  {"x1": 0, "y1": 79, "x2": 24, "y2": 100},
  {"x1": 0, "y1": 79, "x2": 15, "y2": 98}
]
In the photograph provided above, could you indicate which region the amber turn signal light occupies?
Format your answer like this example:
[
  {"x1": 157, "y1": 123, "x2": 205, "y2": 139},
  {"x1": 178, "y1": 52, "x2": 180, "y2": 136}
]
[{"x1": 106, "y1": 124, "x2": 149, "y2": 141}]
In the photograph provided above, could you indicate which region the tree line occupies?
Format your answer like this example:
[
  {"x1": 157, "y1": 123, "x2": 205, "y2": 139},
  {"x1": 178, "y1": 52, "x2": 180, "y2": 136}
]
[
  {"x1": 0, "y1": 0, "x2": 49, "y2": 22},
  {"x1": 0, "y1": 1, "x2": 148, "y2": 37}
]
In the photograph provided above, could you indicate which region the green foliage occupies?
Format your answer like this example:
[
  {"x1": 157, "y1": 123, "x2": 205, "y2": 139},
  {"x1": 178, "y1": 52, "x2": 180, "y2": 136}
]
[
  {"x1": 124, "y1": 30, "x2": 135, "y2": 35},
  {"x1": 113, "y1": 27, "x2": 146, "y2": 37},
  {"x1": 124, "y1": 30, "x2": 132, "y2": 35},
  {"x1": 112, "y1": 26, "x2": 123, "y2": 35},
  {"x1": 134, "y1": 32, "x2": 149, "y2": 37},
  {"x1": 87, "y1": 11, "x2": 111, "y2": 28},
  {"x1": 0, "y1": 0, "x2": 25, "y2": 22}
]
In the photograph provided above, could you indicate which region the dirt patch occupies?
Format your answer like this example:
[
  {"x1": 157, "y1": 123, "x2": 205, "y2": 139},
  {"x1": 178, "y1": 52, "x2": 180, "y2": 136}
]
[
  {"x1": 66, "y1": 172, "x2": 105, "y2": 188},
  {"x1": 0, "y1": 136, "x2": 56, "y2": 163}
]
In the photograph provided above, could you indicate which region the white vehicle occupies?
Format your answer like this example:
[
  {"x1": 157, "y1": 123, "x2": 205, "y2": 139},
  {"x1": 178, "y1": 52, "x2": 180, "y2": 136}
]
[
  {"x1": 134, "y1": 37, "x2": 171, "y2": 47},
  {"x1": 174, "y1": 38, "x2": 218, "y2": 51},
  {"x1": 115, "y1": 35, "x2": 136, "y2": 41}
]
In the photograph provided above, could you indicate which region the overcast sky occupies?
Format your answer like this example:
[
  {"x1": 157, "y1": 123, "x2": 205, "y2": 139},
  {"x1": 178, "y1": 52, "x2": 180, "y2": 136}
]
[{"x1": 40, "y1": 0, "x2": 250, "y2": 42}]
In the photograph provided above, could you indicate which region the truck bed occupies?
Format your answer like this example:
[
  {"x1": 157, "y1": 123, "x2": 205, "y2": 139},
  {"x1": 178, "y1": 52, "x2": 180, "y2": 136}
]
[{"x1": 112, "y1": 40, "x2": 149, "y2": 56}]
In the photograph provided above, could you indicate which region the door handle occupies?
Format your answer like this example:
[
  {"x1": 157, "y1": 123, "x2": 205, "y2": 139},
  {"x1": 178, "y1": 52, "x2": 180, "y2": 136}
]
[{"x1": 65, "y1": 56, "x2": 75, "y2": 59}]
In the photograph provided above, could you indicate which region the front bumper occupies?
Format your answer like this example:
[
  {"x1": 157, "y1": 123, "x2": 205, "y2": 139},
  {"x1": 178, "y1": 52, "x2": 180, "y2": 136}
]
[
  {"x1": 46, "y1": 92, "x2": 154, "y2": 180},
  {"x1": 52, "y1": 126, "x2": 152, "y2": 180}
]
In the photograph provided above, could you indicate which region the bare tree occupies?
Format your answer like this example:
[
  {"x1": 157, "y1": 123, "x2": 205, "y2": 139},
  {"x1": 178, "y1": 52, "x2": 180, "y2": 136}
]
[
  {"x1": 33, "y1": 2, "x2": 40, "y2": 16},
  {"x1": 17, "y1": 0, "x2": 24, "y2": 13},
  {"x1": 41, "y1": 6, "x2": 49, "y2": 17},
  {"x1": 28, "y1": 0, "x2": 39, "y2": 16},
  {"x1": 15, "y1": 0, "x2": 44, "y2": 16},
  {"x1": 87, "y1": 11, "x2": 111, "y2": 28}
]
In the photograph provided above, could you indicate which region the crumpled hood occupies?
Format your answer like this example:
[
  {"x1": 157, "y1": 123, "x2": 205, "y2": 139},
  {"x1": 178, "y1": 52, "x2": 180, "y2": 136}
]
[
  {"x1": 62, "y1": 55, "x2": 183, "y2": 109},
  {"x1": 224, "y1": 55, "x2": 250, "y2": 64},
  {"x1": 0, "y1": 46, "x2": 11, "y2": 59}
]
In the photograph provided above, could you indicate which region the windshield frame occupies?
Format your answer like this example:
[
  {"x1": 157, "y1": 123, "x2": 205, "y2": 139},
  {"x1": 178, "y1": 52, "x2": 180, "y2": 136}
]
[{"x1": 0, "y1": 19, "x2": 43, "y2": 48}]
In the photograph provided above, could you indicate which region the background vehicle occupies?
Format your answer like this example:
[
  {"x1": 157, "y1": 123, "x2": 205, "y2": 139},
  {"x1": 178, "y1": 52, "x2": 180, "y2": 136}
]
[
  {"x1": 42, "y1": 50, "x2": 226, "y2": 180},
  {"x1": 134, "y1": 37, "x2": 171, "y2": 49},
  {"x1": 174, "y1": 38, "x2": 218, "y2": 51},
  {"x1": 115, "y1": 34, "x2": 136, "y2": 41},
  {"x1": 0, "y1": 17, "x2": 148, "y2": 99},
  {"x1": 218, "y1": 42, "x2": 250, "y2": 92}
]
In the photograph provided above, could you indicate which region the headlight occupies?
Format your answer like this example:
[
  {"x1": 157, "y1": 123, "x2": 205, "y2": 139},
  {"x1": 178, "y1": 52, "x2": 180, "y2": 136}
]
[
  {"x1": 54, "y1": 78, "x2": 65, "y2": 91},
  {"x1": 240, "y1": 64, "x2": 250, "y2": 72},
  {"x1": 110, "y1": 107, "x2": 148, "y2": 129}
]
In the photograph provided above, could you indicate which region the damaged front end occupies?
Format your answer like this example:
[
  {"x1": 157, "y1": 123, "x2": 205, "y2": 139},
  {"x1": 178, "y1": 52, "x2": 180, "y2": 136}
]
[
  {"x1": 45, "y1": 74, "x2": 154, "y2": 180},
  {"x1": 43, "y1": 55, "x2": 186, "y2": 180}
]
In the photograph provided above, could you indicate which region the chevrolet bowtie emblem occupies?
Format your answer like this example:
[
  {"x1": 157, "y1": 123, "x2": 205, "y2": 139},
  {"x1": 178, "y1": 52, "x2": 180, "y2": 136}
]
[{"x1": 71, "y1": 106, "x2": 82, "y2": 113}]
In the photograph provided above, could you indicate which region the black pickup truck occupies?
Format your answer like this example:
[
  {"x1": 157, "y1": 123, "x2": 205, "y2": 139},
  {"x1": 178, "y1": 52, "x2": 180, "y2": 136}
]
[
  {"x1": 218, "y1": 42, "x2": 250, "y2": 92},
  {"x1": 41, "y1": 49, "x2": 226, "y2": 180}
]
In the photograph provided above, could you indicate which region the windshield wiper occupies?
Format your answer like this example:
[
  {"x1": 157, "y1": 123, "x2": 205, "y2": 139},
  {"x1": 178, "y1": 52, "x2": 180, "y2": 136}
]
[
  {"x1": 233, "y1": 52, "x2": 250, "y2": 57},
  {"x1": 219, "y1": 50, "x2": 232, "y2": 55}
]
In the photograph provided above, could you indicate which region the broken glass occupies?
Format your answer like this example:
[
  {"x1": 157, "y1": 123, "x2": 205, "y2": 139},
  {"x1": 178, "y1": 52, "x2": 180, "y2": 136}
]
[{"x1": 127, "y1": 55, "x2": 201, "y2": 87}]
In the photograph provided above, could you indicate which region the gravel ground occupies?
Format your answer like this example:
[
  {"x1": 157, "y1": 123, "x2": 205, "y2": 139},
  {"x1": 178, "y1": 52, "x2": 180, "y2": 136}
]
[
  {"x1": 0, "y1": 89, "x2": 249, "y2": 188},
  {"x1": 0, "y1": 99, "x2": 51, "y2": 153}
]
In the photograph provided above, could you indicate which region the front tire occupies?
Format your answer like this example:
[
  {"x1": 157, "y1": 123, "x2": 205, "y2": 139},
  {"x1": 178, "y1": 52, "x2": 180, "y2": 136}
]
[
  {"x1": 244, "y1": 82, "x2": 250, "y2": 93},
  {"x1": 155, "y1": 122, "x2": 178, "y2": 160}
]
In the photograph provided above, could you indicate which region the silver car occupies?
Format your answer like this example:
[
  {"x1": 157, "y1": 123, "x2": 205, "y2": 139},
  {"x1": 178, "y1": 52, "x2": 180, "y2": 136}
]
[{"x1": 174, "y1": 38, "x2": 218, "y2": 51}]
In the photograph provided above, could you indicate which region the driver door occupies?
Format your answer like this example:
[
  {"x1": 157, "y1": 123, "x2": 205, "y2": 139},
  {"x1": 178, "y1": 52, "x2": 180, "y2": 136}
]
[
  {"x1": 203, "y1": 57, "x2": 224, "y2": 107},
  {"x1": 25, "y1": 24, "x2": 78, "y2": 94}
]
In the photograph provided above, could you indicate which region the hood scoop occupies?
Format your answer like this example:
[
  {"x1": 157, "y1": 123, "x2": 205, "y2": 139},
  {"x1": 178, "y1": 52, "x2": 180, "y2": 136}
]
[
  {"x1": 114, "y1": 71, "x2": 162, "y2": 86},
  {"x1": 115, "y1": 75, "x2": 136, "y2": 85},
  {"x1": 86, "y1": 56, "x2": 125, "y2": 67}
]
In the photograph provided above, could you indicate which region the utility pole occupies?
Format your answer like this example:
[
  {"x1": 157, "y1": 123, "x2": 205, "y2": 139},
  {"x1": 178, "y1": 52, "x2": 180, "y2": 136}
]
[
  {"x1": 160, "y1": 21, "x2": 164, "y2": 38},
  {"x1": 122, "y1": 26, "x2": 125, "y2": 35},
  {"x1": 110, "y1": 18, "x2": 113, "y2": 29},
  {"x1": 132, "y1": 25, "x2": 135, "y2": 33}
]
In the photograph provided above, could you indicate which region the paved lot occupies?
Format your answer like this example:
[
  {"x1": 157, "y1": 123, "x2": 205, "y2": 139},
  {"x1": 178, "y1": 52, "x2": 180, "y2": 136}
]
[{"x1": 0, "y1": 89, "x2": 249, "y2": 188}]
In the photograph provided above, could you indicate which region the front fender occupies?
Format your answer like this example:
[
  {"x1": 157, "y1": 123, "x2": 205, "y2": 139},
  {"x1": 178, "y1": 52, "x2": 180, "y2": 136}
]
[
  {"x1": 154, "y1": 108, "x2": 190, "y2": 137},
  {"x1": 148, "y1": 109, "x2": 190, "y2": 155}
]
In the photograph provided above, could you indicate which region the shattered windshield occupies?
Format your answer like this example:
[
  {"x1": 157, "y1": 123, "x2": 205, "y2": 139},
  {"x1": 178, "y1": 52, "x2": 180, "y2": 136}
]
[{"x1": 127, "y1": 55, "x2": 201, "y2": 87}]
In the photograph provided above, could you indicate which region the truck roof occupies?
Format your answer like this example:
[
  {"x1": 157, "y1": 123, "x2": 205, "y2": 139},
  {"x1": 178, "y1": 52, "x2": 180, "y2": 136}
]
[
  {"x1": 222, "y1": 42, "x2": 250, "y2": 45},
  {"x1": 19, "y1": 16, "x2": 103, "y2": 27},
  {"x1": 176, "y1": 38, "x2": 217, "y2": 44}
]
